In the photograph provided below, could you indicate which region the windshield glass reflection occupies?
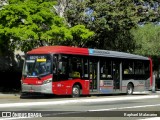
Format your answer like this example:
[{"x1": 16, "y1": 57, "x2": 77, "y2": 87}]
[{"x1": 22, "y1": 55, "x2": 51, "y2": 77}]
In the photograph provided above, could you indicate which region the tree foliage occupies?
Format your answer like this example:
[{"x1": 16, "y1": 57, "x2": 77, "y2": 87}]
[
  {"x1": 0, "y1": 0, "x2": 159, "y2": 55},
  {"x1": 64, "y1": 0, "x2": 160, "y2": 53},
  {"x1": 134, "y1": 0, "x2": 160, "y2": 24},
  {"x1": 0, "y1": 0, "x2": 58, "y2": 52},
  {"x1": 0, "y1": 0, "x2": 94, "y2": 53},
  {"x1": 69, "y1": 25, "x2": 94, "y2": 47},
  {"x1": 64, "y1": 0, "x2": 140, "y2": 52},
  {"x1": 131, "y1": 24, "x2": 160, "y2": 56}
]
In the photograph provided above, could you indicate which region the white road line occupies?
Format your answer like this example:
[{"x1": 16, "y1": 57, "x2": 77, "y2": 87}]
[
  {"x1": 138, "y1": 117, "x2": 160, "y2": 120},
  {"x1": 89, "y1": 104, "x2": 160, "y2": 111},
  {"x1": 0, "y1": 117, "x2": 32, "y2": 120},
  {"x1": 133, "y1": 91, "x2": 149, "y2": 94},
  {"x1": 0, "y1": 95, "x2": 159, "y2": 108}
]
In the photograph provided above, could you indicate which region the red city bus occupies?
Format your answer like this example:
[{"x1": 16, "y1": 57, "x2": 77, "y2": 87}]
[{"x1": 21, "y1": 46, "x2": 153, "y2": 97}]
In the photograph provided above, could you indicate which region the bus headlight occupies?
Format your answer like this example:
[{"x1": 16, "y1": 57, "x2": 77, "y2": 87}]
[{"x1": 43, "y1": 78, "x2": 52, "y2": 84}]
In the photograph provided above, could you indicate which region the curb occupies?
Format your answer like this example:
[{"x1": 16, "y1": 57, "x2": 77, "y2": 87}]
[{"x1": 0, "y1": 94, "x2": 20, "y2": 99}]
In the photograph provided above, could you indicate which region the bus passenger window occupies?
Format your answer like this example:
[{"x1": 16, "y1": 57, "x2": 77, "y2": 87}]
[
  {"x1": 100, "y1": 60, "x2": 112, "y2": 80},
  {"x1": 58, "y1": 61, "x2": 67, "y2": 74},
  {"x1": 123, "y1": 61, "x2": 134, "y2": 74},
  {"x1": 124, "y1": 69, "x2": 129, "y2": 74},
  {"x1": 135, "y1": 61, "x2": 144, "y2": 75},
  {"x1": 69, "y1": 56, "x2": 82, "y2": 78},
  {"x1": 56, "y1": 55, "x2": 69, "y2": 80}
]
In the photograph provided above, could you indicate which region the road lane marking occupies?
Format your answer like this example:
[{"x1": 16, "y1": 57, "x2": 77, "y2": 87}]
[
  {"x1": 138, "y1": 117, "x2": 160, "y2": 120},
  {"x1": 0, "y1": 95, "x2": 159, "y2": 108},
  {"x1": 89, "y1": 104, "x2": 160, "y2": 111},
  {"x1": 0, "y1": 117, "x2": 32, "y2": 120}
]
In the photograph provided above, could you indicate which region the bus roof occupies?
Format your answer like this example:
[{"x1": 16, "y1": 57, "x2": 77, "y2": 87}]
[
  {"x1": 89, "y1": 49, "x2": 149, "y2": 60},
  {"x1": 27, "y1": 46, "x2": 89, "y2": 55},
  {"x1": 27, "y1": 46, "x2": 149, "y2": 60}
]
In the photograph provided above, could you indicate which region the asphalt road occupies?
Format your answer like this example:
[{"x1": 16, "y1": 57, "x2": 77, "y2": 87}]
[{"x1": 0, "y1": 92, "x2": 160, "y2": 120}]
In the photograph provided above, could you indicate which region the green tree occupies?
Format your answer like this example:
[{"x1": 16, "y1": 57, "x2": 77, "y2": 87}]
[
  {"x1": 89, "y1": 0, "x2": 140, "y2": 51},
  {"x1": 64, "y1": 0, "x2": 90, "y2": 26},
  {"x1": 65, "y1": 0, "x2": 140, "y2": 52},
  {"x1": 0, "y1": 0, "x2": 94, "y2": 53},
  {"x1": 134, "y1": 0, "x2": 160, "y2": 24},
  {"x1": 132, "y1": 24, "x2": 160, "y2": 56},
  {"x1": 0, "y1": 0, "x2": 72, "y2": 52},
  {"x1": 64, "y1": 0, "x2": 160, "y2": 52},
  {"x1": 64, "y1": 0, "x2": 95, "y2": 47},
  {"x1": 69, "y1": 25, "x2": 94, "y2": 47}
]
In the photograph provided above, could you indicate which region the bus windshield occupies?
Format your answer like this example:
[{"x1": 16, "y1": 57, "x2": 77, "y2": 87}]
[{"x1": 22, "y1": 55, "x2": 52, "y2": 77}]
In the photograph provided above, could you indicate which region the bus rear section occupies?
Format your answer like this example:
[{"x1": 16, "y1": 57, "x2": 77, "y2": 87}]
[
  {"x1": 120, "y1": 59, "x2": 152, "y2": 94},
  {"x1": 85, "y1": 57, "x2": 152, "y2": 95}
]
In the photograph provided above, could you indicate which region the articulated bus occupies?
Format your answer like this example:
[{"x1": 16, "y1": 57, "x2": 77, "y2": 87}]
[{"x1": 21, "y1": 46, "x2": 152, "y2": 97}]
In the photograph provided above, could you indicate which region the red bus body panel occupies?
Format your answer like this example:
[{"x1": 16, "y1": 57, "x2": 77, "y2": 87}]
[
  {"x1": 52, "y1": 79, "x2": 90, "y2": 95},
  {"x1": 27, "y1": 46, "x2": 89, "y2": 55},
  {"x1": 22, "y1": 76, "x2": 90, "y2": 95},
  {"x1": 22, "y1": 74, "x2": 52, "y2": 85}
]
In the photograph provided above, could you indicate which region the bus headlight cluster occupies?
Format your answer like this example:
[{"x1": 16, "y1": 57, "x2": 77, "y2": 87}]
[{"x1": 43, "y1": 78, "x2": 52, "y2": 84}]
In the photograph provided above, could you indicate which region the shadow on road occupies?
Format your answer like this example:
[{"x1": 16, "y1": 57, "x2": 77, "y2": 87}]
[{"x1": 19, "y1": 92, "x2": 152, "y2": 99}]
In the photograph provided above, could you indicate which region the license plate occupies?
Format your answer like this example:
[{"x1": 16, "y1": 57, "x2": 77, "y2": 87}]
[{"x1": 29, "y1": 89, "x2": 34, "y2": 92}]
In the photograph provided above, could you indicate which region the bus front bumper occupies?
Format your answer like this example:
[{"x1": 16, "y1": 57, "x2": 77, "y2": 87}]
[{"x1": 21, "y1": 82, "x2": 52, "y2": 94}]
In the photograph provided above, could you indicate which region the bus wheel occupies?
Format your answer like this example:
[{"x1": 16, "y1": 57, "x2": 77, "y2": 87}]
[
  {"x1": 72, "y1": 85, "x2": 80, "y2": 98},
  {"x1": 127, "y1": 83, "x2": 133, "y2": 95}
]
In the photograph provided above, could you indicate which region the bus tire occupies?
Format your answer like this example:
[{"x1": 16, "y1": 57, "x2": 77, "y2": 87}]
[
  {"x1": 20, "y1": 93, "x2": 25, "y2": 99},
  {"x1": 72, "y1": 85, "x2": 80, "y2": 98},
  {"x1": 126, "y1": 83, "x2": 134, "y2": 95},
  {"x1": 44, "y1": 94, "x2": 54, "y2": 98}
]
